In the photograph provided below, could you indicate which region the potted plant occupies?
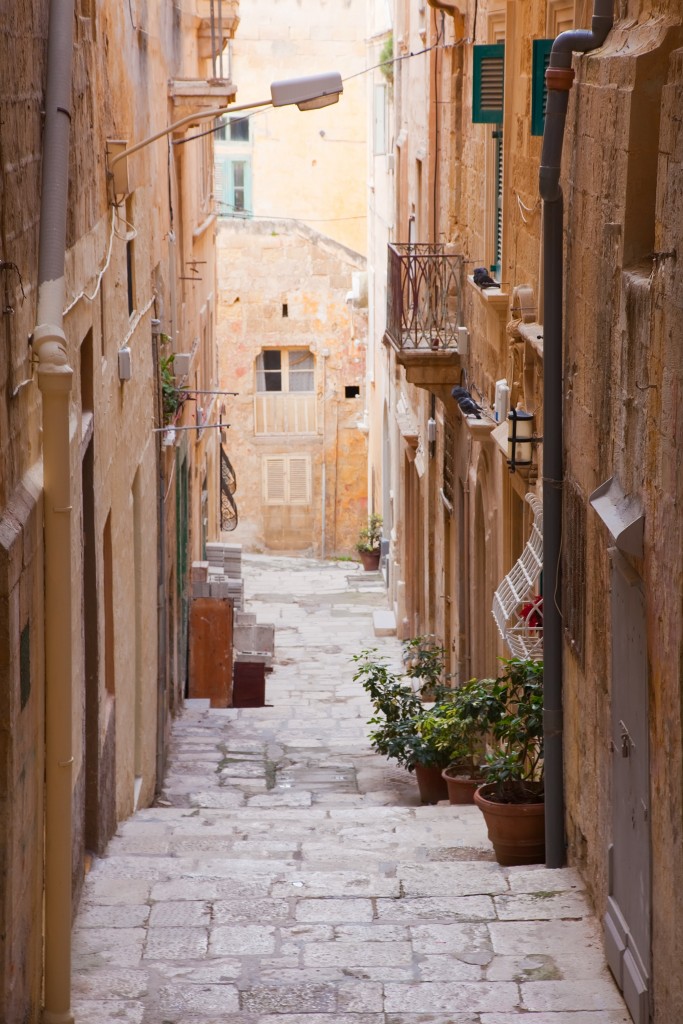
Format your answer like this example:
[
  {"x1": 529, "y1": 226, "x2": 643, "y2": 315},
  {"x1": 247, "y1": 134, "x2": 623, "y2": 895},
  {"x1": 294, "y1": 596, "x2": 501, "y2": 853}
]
[
  {"x1": 418, "y1": 676, "x2": 494, "y2": 803},
  {"x1": 355, "y1": 513, "x2": 383, "y2": 571},
  {"x1": 352, "y1": 641, "x2": 456, "y2": 803},
  {"x1": 472, "y1": 657, "x2": 545, "y2": 865}
]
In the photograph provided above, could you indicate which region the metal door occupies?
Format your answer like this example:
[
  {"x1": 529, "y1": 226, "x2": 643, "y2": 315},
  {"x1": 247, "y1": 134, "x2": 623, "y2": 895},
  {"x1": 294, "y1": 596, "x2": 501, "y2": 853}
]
[{"x1": 604, "y1": 551, "x2": 651, "y2": 1023}]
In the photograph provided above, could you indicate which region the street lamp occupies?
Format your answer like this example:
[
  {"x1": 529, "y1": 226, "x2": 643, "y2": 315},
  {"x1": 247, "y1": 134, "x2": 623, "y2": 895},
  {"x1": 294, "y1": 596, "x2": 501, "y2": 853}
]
[{"x1": 107, "y1": 72, "x2": 343, "y2": 197}]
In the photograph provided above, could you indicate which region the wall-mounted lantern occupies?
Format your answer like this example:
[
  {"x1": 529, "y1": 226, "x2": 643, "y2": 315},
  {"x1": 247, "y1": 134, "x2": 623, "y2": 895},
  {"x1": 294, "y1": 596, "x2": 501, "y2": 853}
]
[{"x1": 507, "y1": 403, "x2": 542, "y2": 473}]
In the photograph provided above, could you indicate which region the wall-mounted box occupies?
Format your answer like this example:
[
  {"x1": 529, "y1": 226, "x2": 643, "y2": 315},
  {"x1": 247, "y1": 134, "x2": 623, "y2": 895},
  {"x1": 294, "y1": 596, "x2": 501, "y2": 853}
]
[{"x1": 118, "y1": 346, "x2": 132, "y2": 381}]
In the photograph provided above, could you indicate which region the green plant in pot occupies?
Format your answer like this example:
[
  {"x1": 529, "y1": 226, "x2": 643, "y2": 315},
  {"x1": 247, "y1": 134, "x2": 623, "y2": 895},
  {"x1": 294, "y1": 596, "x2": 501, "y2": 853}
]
[
  {"x1": 472, "y1": 657, "x2": 545, "y2": 865},
  {"x1": 355, "y1": 513, "x2": 383, "y2": 570},
  {"x1": 419, "y1": 675, "x2": 495, "y2": 803},
  {"x1": 352, "y1": 641, "x2": 456, "y2": 803}
]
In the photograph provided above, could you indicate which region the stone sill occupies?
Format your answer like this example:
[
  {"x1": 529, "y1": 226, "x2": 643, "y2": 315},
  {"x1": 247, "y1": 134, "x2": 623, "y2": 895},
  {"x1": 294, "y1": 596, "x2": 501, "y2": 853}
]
[
  {"x1": 467, "y1": 275, "x2": 509, "y2": 312},
  {"x1": 517, "y1": 321, "x2": 544, "y2": 359},
  {"x1": 458, "y1": 407, "x2": 496, "y2": 438}
]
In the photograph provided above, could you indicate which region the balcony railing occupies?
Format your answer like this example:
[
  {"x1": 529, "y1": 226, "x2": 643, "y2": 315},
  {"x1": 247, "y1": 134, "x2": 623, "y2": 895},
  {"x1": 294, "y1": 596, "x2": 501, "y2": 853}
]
[{"x1": 385, "y1": 243, "x2": 464, "y2": 351}]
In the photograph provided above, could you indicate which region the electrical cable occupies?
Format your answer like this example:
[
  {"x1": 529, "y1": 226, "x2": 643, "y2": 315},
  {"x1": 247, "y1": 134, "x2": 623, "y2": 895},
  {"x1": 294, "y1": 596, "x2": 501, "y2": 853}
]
[
  {"x1": 63, "y1": 207, "x2": 117, "y2": 316},
  {"x1": 176, "y1": 43, "x2": 444, "y2": 147}
]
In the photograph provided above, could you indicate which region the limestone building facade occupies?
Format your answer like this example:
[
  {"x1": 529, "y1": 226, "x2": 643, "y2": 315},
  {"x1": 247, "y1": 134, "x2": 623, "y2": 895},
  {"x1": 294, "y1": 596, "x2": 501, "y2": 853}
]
[
  {"x1": 214, "y1": 0, "x2": 370, "y2": 557},
  {"x1": 0, "y1": 2, "x2": 237, "y2": 1019},
  {"x1": 216, "y1": 220, "x2": 368, "y2": 557},
  {"x1": 366, "y1": 1, "x2": 683, "y2": 1021}
]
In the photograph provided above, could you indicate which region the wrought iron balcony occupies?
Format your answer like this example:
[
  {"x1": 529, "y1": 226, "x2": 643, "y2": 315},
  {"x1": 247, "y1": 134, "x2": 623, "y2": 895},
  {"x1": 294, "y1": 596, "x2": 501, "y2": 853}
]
[{"x1": 384, "y1": 243, "x2": 464, "y2": 352}]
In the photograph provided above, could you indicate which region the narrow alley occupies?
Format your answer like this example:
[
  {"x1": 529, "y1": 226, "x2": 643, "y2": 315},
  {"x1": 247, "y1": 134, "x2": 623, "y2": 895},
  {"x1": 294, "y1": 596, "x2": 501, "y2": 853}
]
[{"x1": 71, "y1": 556, "x2": 628, "y2": 1024}]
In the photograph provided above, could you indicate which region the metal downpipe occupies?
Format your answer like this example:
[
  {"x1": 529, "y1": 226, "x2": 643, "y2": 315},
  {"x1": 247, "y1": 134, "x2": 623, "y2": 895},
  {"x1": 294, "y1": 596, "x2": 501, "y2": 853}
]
[
  {"x1": 33, "y1": 1, "x2": 76, "y2": 1021},
  {"x1": 539, "y1": 1, "x2": 613, "y2": 869}
]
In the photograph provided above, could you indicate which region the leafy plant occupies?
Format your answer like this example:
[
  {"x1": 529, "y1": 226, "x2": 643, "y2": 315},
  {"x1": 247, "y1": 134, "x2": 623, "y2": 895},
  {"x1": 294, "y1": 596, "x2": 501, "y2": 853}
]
[
  {"x1": 355, "y1": 513, "x2": 383, "y2": 553},
  {"x1": 402, "y1": 634, "x2": 451, "y2": 700},
  {"x1": 352, "y1": 640, "x2": 457, "y2": 772},
  {"x1": 479, "y1": 658, "x2": 544, "y2": 803},
  {"x1": 418, "y1": 674, "x2": 494, "y2": 775},
  {"x1": 159, "y1": 352, "x2": 185, "y2": 424},
  {"x1": 379, "y1": 34, "x2": 394, "y2": 86}
]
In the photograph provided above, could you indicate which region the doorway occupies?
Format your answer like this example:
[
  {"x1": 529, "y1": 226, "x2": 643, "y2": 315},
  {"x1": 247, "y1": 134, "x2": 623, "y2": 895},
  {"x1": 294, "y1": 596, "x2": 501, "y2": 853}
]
[{"x1": 604, "y1": 550, "x2": 651, "y2": 1024}]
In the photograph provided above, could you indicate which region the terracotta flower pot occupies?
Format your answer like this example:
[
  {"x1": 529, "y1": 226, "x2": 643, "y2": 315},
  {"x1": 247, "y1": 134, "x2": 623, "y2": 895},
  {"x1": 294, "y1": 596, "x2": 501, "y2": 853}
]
[
  {"x1": 474, "y1": 782, "x2": 545, "y2": 866},
  {"x1": 359, "y1": 549, "x2": 380, "y2": 571},
  {"x1": 441, "y1": 764, "x2": 485, "y2": 805},
  {"x1": 414, "y1": 763, "x2": 449, "y2": 804}
]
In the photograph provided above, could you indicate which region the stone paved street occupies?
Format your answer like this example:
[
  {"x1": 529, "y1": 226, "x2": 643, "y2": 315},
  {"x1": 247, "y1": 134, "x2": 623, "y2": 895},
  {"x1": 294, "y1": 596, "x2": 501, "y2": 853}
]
[{"x1": 72, "y1": 555, "x2": 629, "y2": 1024}]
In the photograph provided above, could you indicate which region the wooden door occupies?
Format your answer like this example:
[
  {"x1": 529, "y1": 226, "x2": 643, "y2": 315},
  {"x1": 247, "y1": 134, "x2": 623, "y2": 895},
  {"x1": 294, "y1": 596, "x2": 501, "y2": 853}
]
[{"x1": 189, "y1": 598, "x2": 234, "y2": 708}]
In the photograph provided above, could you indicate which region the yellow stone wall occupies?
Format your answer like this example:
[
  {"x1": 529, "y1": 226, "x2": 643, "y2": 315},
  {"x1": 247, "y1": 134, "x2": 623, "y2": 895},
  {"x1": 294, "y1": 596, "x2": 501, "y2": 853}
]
[
  {"x1": 216, "y1": 220, "x2": 368, "y2": 557},
  {"x1": 218, "y1": 0, "x2": 368, "y2": 255},
  {"x1": 0, "y1": 1, "x2": 228, "y2": 1015}
]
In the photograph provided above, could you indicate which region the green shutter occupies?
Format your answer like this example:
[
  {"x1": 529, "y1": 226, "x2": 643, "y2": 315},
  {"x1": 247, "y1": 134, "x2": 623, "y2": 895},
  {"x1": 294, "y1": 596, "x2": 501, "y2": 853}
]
[
  {"x1": 531, "y1": 39, "x2": 554, "y2": 136},
  {"x1": 472, "y1": 44, "x2": 505, "y2": 123}
]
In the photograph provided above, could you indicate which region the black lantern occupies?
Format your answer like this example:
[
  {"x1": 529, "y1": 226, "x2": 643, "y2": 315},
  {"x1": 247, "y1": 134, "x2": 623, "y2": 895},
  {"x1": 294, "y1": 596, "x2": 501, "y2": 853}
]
[{"x1": 507, "y1": 404, "x2": 541, "y2": 472}]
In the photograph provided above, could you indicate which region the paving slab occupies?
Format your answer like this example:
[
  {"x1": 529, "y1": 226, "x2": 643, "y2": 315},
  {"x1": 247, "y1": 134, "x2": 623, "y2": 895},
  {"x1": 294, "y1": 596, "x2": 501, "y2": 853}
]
[{"x1": 71, "y1": 554, "x2": 627, "y2": 1024}]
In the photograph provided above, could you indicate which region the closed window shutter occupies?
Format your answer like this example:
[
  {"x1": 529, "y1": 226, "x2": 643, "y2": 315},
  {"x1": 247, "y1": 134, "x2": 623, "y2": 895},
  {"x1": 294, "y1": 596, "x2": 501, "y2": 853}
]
[
  {"x1": 262, "y1": 455, "x2": 311, "y2": 504},
  {"x1": 263, "y1": 457, "x2": 286, "y2": 504},
  {"x1": 472, "y1": 44, "x2": 505, "y2": 123},
  {"x1": 531, "y1": 39, "x2": 554, "y2": 136},
  {"x1": 289, "y1": 457, "x2": 310, "y2": 504}
]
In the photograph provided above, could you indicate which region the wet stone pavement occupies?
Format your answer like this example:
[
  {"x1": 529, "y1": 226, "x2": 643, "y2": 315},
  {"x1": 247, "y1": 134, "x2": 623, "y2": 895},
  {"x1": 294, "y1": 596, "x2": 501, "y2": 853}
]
[{"x1": 72, "y1": 555, "x2": 629, "y2": 1024}]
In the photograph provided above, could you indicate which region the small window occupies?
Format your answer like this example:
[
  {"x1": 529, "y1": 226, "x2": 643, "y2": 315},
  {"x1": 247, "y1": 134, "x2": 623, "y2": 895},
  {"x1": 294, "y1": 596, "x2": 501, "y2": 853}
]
[
  {"x1": 215, "y1": 155, "x2": 252, "y2": 218},
  {"x1": 256, "y1": 349, "x2": 314, "y2": 393},
  {"x1": 230, "y1": 116, "x2": 250, "y2": 142},
  {"x1": 345, "y1": 385, "x2": 360, "y2": 399},
  {"x1": 472, "y1": 44, "x2": 505, "y2": 123},
  {"x1": 232, "y1": 161, "x2": 247, "y2": 213},
  {"x1": 282, "y1": 303, "x2": 288, "y2": 318},
  {"x1": 531, "y1": 39, "x2": 554, "y2": 136}
]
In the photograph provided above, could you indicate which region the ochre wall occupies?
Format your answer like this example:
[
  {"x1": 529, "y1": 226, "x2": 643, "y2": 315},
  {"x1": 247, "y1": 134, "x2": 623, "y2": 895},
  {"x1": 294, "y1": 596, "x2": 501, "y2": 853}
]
[{"x1": 216, "y1": 220, "x2": 368, "y2": 557}]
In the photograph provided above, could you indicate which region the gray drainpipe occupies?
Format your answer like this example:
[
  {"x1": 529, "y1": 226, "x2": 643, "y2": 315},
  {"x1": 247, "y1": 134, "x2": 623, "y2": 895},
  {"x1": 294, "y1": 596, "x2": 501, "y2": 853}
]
[
  {"x1": 33, "y1": 1, "x2": 77, "y2": 1021},
  {"x1": 539, "y1": 0, "x2": 613, "y2": 869}
]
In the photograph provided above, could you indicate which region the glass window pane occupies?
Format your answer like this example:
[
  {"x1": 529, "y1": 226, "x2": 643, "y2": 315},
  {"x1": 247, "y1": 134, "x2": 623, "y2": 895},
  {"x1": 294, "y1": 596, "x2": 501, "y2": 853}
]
[
  {"x1": 263, "y1": 351, "x2": 281, "y2": 370},
  {"x1": 230, "y1": 117, "x2": 250, "y2": 142},
  {"x1": 256, "y1": 351, "x2": 282, "y2": 392},
  {"x1": 288, "y1": 349, "x2": 314, "y2": 392},
  {"x1": 233, "y1": 162, "x2": 245, "y2": 188}
]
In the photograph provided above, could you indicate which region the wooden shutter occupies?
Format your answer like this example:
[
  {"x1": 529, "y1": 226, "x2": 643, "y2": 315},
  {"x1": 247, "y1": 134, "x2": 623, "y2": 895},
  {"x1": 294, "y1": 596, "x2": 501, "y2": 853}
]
[
  {"x1": 472, "y1": 44, "x2": 505, "y2": 123},
  {"x1": 263, "y1": 457, "x2": 286, "y2": 504},
  {"x1": 288, "y1": 457, "x2": 310, "y2": 504},
  {"x1": 531, "y1": 39, "x2": 554, "y2": 137},
  {"x1": 262, "y1": 455, "x2": 310, "y2": 504}
]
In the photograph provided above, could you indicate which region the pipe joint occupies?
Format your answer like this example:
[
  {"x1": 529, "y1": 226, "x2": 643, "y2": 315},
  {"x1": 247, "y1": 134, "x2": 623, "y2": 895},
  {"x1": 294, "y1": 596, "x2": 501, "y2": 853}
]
[
  {"x1": 545, "y1": 67, "x2": 576, "y2": 92},
  {"x1": 539, "y1": 167, "x2": 563, "y2": 204},
  {"x1": 32, "y1": 323, "x2": 73, "y2": 389}
]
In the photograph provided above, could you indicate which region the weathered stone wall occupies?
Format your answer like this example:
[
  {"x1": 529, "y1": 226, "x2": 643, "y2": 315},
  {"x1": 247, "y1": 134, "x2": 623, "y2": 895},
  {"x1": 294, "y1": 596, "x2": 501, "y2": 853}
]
[
  {"x1": 0, "y1": 1, "x2": 221, "y2": 1016},
  {"x1": 563, "y1": 15, "x2": 683, "y2": 1020},
  {"x1": 216, "y1": 219, "x2": 368, "y2": 557}
]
